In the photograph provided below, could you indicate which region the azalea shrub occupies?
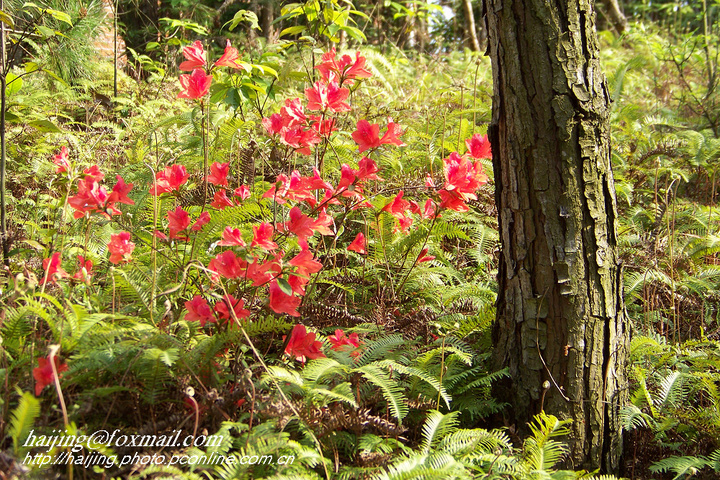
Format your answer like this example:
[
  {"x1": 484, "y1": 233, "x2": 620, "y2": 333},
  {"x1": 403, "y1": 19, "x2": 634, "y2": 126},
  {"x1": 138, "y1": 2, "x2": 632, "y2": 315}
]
[{"x1": 2, "y1": 35, "x2": 501, "y2": 478}]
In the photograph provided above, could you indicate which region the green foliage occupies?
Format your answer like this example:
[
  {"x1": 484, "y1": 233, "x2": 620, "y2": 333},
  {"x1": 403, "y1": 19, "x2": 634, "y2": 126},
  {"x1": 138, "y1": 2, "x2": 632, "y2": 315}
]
[{"x1": 8, "y1": 391, "x2": 40, "y2": 455}]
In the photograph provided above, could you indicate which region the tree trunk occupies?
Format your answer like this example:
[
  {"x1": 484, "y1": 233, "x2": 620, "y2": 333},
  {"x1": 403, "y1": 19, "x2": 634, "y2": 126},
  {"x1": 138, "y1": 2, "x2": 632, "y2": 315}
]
[
  {"x1": 261, "y1": 1, "x2": 274, "y2": 41},
  {"x1": 599, "y1": 0, "x2": 628, "y2": 34},
  {"x1": 485, "y1": 0, "x2": 628, "y2": 473},
  {"x1": 462, "y1": 0, "x2": 481, "y2": 51}
]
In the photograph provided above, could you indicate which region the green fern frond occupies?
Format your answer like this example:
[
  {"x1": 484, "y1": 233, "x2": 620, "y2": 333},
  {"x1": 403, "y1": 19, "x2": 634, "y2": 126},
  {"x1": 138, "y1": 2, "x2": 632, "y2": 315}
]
[
  {"x1": 355, "y1": 364, "x2": 409, "y2": 423},
  {"x1": 9, "y1": 392, "x2": 41, "y2": 455}
]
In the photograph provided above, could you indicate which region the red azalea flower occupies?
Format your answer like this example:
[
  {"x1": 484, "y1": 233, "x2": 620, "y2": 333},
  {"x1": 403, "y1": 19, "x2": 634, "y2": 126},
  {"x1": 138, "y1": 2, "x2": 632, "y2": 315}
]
[
  {"x1": 108, "y1": 232, "x2": 135, "y2": 264},
  {"x1": 352, "y1": 119, "x2": 405, "y2": 153},
  {"x1": 179, "y1": 69, "x2": 212, "y2": 99},
  {"x1": 425, "y1": 173, "x2": 436, "y2": 188},
  {"x1": 214, "y1": 40, "x2": 246, "y2": 70},
  {"x1": 311, "y1": 210, "x2": 334, "y2": 236},
  {"x1": 347, "y1": 232, "x2": 367, "y2": 254},
  {"x1": 179, "y1": 40, "x2": 206, "y2": 71},
  {"x1": 107, "y1": 175, "x2": 134, "y2": 205},
  {"x1": 288, "y1": 273, "x2": 309, "y2": 295},
  {"x1": 68, "y1": 177, "x2": 111, "y2": 219},
  {"x1": 382, "y1": 190, "x2": 411, "y2": 219},
  {"x1": 280, "y1": 98, "x2": 306, "y2": 126},
  {"x1": 83, "y1": 165, "x2": 105, "y2": 182},
  {"x1": 211, "y1": 189, "x2": 235, "y2": 210},
  {"x1": 396, "y1": 215, "x2": 414, "y2": 233},
  {"x1": 465, "y1": 133, "x2": 492, "y2": 159},
  {"x1": 42, "y1": 252, "x2": 68, "y2": 284},
  {"x1": 284, "y1": 324, "x2": 325, "y2": 362},
  {"x1": 151, "y1": 164, "x2": 189, "y2": 195},
  {"x1": 310, "y1": 116, "x2": 337, "y2": 137},
  {"x1": 208, "y1": 250, "x2": 247, "y2": 279},
  {"x1": 270, "y1": 280, "x2": 302, "y2": 317},
  {"x1": 234, "y1": 185, "x2": 251, "y2": 200},
  {"x1": 191, "y1": 211, "x2": 211, "y2": 231},
  {"x1": 288, "y1": 250, "x2": 322, "y2": 277},
  {"x1": 422, "y1": 198, "x2": 437, "y2": 219},
  {"x1": 438, "y1": 189, "x2": 469, "y2": 212},
  {"x1": 244, "y1": 257, "x2": 275, "y2": 286},
  {"x1": 207, "y1": 162, "x2": 230, "y2": 186},
  {"x1": 262, "y1": 113, "x2": 288, "y2": 135},
  {"x1": 263, "y1": 173, "x2": 290, "y2": 203},
  {"x1": 52, "y1": 146, "x2": 70, "y2": 174},
  {"x1": 356, "y1": 157, "x2": 383, "y2": 182},
  {"x1": 315, "y1": 48, "x2": 372, "y2": 85},
  {"x1": 442, "y1": 151, "x2": 489, "y2": 200},
  {"x1": 34, "y1": 356, "x2": 68, "y2": 396},
  {"x1": 305, "y1": 75, "x2": 351, "y2": 112},
  {"x1": 336, "y1": 164, "x2": 357, "y2": 191},
  {"x1": 73, "y1": 255, "x2": 93, "y2": 282},
  {"x1": 167, "y1": 206, "x2": 191, "y2": 240},
  {"x1": 218, "y1": 226, "x2": 246, "y2": 246},
  {"x1": 328, "y1": 329, "x2": 361, "y2": 350},
  {"x1": 284, "y1": 207, "x2": 315, "y2": 241},
  {"x1": 285, "y1": 171, "x2": 316, "y2": 203},
  {"x1": 185, "y1": 295, "x2": 215, "y2": 326},
  {"x1": 251, "y1": 223, "x2": 278, "y2": 251},
  {"x1": 280, "y1": 126, "x2": 320, "y2": 155},
  {"x1": 214, "y1": 294, "x2": 250, "y2": 321}
]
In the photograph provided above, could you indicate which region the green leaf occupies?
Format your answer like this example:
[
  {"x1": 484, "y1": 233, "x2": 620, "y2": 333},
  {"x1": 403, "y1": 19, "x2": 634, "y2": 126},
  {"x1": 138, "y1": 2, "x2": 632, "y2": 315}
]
[
  {"x1": 277, "y1": 277, "x2": 293, "y2": 296},
  {"x1": 24, "y1": 62, "x2": 39, "y2": 74},
  {"x1": 280, "y1": 25, "x2": 306, "y2": 37},
  {"x1": 146, "y1": 42, "x2": 159, "y2": 51},
  {"x1": 4, "y1": 111, "x2": 19, "y2": 122},
  {"x1": 0, "y1": 10, "x2": 14, "y2": 29},
  {"x1": 225, "y1": 9, "x2": 260, "y2": 31},
  {"x1": 46, "y1": 8, "x2": 72, "y2": 26},
  {"x1": 28, "y1": 119, "x2": 62, "y2": 133},
  {"x1": 159, "y1": 17, "x2": 208, "y2": 35},
  {"x1": 42, "y1": 68, "x2": 68, "y2": 86},
  {"x1": 341, "y1": 25, "x2": 366, "y2": 42},
  {"x1": 5, "y1": 72, "x2": 22, "y2": 96},
  {"x1": 35, "y1": 25, "x2": 56, "y2": 38}
]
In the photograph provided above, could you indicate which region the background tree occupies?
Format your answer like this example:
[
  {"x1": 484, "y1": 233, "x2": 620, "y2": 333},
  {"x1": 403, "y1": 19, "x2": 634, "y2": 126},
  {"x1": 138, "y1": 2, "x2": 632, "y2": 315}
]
[{"x1": 485, "y1": 0, "x2": 629, "y2": 472}]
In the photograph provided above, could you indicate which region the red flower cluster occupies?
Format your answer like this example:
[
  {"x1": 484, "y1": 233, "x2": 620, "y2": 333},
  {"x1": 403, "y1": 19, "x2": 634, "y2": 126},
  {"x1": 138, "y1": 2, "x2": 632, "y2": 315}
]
[
  {"x1": 352, "y1": 119, "x2": 405, "y2": 153},
  {"x1": 34, "y1": 355, "x2": 68, "y2": 396},
  {"x1": 184, "y1": 294, "x2": 250, "y2": 326},
  {"x1": 67, "y1": 164, "x2": 134, "y2": 219},
  {"x1": 179, "y1": 69, "x2": 212, "y2": 100},
  {"x1": 108, "y1": 232, "x2": 135, "y2": 264},
  {"x1": 207, "y1": 243, "x2": 322, "y2": 317},
  {"x1": 42, "y1": 252, "x2": 68, "y2": 284},
  {"x1": 315, "y1": 48, "x2": 372, "y2": 86},
  {"x1": 328, "y1": 329, "x2": 362, "y2": 358},
  {"x1": 465, "y1": 133, "x2": 492, "y2": 160},
  {"x1": 438, "y1": 150, "x2": 489, "y2": 212},
  {"x1": 284, "y1": 325, "x2": 325, "y2": 363},
  {"x1": 177, "y1": 40, "x2": 249, "y2": 99},
  {"x1": 150, "y1": 164, "x2": 189, "y2": 195},
  {"x1": 52, "y1": 146, "x2": 70, "y2": 174},
  {"x1": 259, "y1": 49, "x2": 373, "y2": 156}
]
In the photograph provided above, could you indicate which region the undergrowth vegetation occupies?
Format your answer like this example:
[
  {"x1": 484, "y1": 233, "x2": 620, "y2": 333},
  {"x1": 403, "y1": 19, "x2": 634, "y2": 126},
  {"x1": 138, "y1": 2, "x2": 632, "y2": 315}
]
[{"x1": 0, "y1": 1, "x2": 718, "y2": 479}]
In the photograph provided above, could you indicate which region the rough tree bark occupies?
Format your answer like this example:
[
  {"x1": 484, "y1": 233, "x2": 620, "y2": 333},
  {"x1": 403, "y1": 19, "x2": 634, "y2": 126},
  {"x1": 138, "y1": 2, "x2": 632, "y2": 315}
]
[{"x1": 485, "y1": 0, "x2": 629, "y2": 472}]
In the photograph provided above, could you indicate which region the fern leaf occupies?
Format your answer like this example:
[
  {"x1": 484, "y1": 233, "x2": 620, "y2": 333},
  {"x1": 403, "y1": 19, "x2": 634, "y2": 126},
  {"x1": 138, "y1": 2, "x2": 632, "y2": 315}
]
[{"x1": 9, "y1": 392, "x2": 41, "y2": 455}]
